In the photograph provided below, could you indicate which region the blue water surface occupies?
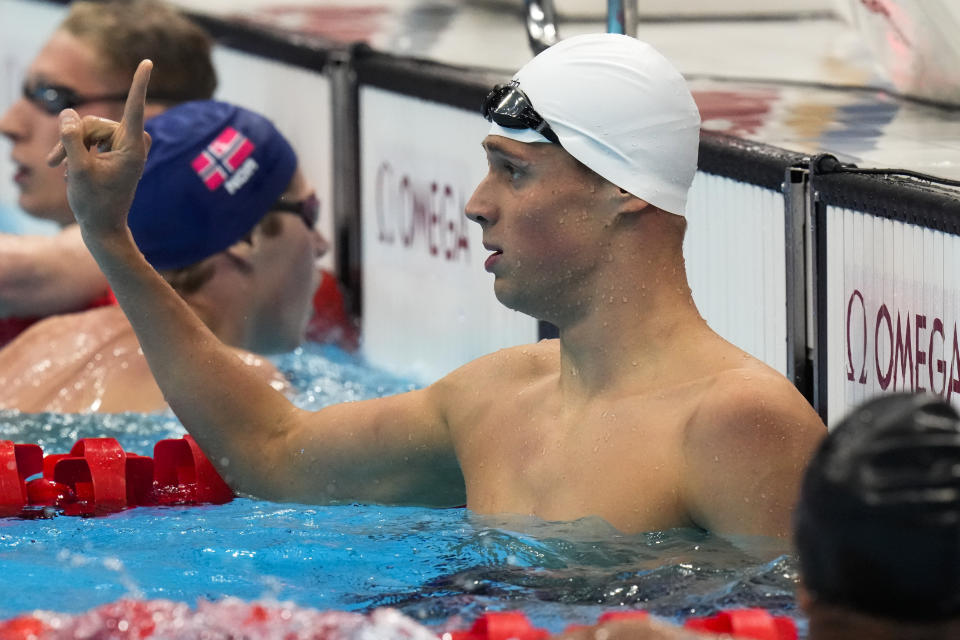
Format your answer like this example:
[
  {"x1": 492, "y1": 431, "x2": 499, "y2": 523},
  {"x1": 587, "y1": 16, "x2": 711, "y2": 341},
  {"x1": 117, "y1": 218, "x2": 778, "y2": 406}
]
[{"x1": 0, "y1": 343, "x2": 803, "y2": 633}]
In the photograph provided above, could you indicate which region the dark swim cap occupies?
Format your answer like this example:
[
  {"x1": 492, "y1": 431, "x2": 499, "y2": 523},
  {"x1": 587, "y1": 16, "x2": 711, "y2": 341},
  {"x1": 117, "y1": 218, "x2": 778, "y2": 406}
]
[
  {"x1": 128, "y1": 100, "x2": 297, "y2": 270},
  {"x1": 794, "y1": 393, "x2": 960, "y2": 621}
]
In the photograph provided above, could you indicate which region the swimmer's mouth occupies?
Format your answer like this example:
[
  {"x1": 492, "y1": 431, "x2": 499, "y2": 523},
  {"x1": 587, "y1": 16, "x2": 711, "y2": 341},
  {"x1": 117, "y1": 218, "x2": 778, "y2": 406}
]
[
  {"x1": 483, "y1": 244, "x2": 503, "y2": 272},
  {"x1": 12, "y1": 164, "x2": 29, "y2": 185}
]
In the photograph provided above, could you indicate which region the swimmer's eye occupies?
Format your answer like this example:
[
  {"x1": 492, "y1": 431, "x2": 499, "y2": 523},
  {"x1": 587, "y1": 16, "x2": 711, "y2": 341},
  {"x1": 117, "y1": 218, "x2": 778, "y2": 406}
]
[{"x1": 501, "y1": 162, "x2": 524, "y2": 181}]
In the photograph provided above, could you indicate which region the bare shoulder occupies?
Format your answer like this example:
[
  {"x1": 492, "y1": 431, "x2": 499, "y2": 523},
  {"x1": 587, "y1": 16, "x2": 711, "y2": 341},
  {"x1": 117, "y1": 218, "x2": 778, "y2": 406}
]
[
  {"x1": 692, "y1": 362, "x2": 824, "y2": 442},
  {"x1": 681, "y1": 357, "x2": 826, "y2": 536},
  {"x1": 2, "y1": 305, "x2": 127, "y2": 351},
  {"x1": 436, "y1": 339, "x2": 559, "y2": 389},
  {"x1": 0, "y1": 306, "x2": 157, "y2": 412},
  {"x1": 685, "y1": 361, "x2": 825, "y2": 472},
  {"x1": 427, "y1": 340, "x2": 559, "y2": 422}
]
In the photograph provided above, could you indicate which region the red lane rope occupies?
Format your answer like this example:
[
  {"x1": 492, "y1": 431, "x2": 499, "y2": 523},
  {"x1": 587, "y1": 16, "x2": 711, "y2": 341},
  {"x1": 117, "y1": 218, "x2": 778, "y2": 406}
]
[{"x1": 0, "y1": 435, "x2": 233, "y2": 517}]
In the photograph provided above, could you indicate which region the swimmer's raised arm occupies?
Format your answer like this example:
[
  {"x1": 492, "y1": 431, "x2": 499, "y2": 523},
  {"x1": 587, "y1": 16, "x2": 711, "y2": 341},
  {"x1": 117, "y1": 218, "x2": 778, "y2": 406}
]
[{"x1": 51, "y1": 60, "x2": 464, "y2": 505}]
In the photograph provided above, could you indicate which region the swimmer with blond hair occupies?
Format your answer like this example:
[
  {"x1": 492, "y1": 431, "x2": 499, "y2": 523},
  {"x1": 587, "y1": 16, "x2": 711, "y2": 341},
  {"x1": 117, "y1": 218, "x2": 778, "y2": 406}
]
[
  {"x1": 0, "y1": 0, "x2": 216, "y2": 345},
  {"x1": 52, "y1": 34, "x2": 824, "y2": 536}
]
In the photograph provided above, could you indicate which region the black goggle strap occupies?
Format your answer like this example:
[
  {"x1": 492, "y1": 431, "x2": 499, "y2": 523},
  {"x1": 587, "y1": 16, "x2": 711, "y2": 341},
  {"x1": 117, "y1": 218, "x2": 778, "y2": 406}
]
[
  {"x1": 23, "y1": 82, "x2": 196, "y2": 114},
  {"x1": 528, "y1": 119, "x2": 559, "y2": 143}
]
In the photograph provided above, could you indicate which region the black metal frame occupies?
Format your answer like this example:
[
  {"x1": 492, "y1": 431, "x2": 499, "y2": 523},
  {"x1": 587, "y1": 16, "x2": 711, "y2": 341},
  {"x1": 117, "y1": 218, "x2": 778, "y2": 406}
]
[
  {"x1": 190, "y1": 15, "x2": 329, "y2": 71},
  {"x1": 354, "y1": 48, "x2": 507, "y2": 111}
]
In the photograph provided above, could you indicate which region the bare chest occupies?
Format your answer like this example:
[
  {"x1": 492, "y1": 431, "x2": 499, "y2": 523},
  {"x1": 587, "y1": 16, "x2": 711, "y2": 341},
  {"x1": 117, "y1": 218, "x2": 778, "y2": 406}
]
[{"x1": 452, "y1": 385, "x2": 702, "y2": 533}]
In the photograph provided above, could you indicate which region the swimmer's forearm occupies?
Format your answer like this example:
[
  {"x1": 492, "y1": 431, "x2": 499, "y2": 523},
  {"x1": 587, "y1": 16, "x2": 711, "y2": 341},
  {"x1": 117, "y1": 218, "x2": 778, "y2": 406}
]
[
  {"x1": 51, "y1": 60, "x2": 318, "y2": 496},
  {"x1": 0, "y1": 228, "x2": 107, "y2": 317},
  {"x1": 80, "y1": 227, "x2": 305, "y2": 495},
  {"x1": 79, "y1": 229, "x2": 464, "y2": 504}
]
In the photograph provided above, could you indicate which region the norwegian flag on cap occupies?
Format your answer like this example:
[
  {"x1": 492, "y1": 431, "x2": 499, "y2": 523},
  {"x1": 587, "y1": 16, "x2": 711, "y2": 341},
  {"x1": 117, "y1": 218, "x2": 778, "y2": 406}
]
[
  {"x1": 129, "y1": 100, "x2": 297, "y2": 271},
  {"x1": 190, "y1": 127, "x2": 256, "y2": 191}
]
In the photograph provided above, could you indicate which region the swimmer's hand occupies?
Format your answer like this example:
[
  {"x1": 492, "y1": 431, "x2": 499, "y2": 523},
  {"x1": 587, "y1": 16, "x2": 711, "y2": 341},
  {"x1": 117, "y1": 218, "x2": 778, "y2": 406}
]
[{"x1": 47, "y1": 59, "x2": 153, "y2": 236}]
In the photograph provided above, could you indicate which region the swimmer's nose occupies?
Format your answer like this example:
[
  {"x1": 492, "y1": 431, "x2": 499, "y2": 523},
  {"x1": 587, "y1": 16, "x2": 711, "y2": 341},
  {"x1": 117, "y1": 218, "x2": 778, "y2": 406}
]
[
  {"x1": 0, "y1": 99, "x2": 29, "y2": 142},
  {"x1": 465, "y1": 179, "x2": 498, "y2": 228}
]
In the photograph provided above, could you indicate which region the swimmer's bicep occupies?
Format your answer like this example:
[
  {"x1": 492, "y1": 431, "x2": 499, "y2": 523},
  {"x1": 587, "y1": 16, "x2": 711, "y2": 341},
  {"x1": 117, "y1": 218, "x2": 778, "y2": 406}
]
[
  {"x1": 300, "y1": 385, "x2": 452, "y2": 455},
  {"x1": 282, "y1": 385, "x2": 463, "y2": 505}
]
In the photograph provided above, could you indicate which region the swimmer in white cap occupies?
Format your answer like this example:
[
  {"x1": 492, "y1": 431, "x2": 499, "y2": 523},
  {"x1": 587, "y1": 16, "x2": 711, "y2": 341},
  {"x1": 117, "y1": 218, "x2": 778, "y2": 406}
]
[{"x1": 53, "y1": 34, "x2": 824, "y2": 537}]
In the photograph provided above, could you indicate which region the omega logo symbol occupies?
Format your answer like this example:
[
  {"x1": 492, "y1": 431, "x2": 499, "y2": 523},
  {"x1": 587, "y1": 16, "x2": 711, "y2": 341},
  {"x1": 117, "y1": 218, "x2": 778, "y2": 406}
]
[{"x1": 844, "y1": 288, "x2": 960, "y2": 399}]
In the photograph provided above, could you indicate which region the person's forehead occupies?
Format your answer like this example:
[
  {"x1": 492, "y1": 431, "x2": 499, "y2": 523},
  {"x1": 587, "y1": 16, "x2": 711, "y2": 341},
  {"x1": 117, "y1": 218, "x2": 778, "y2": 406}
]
[
  {"x1": 27, "y1": 30, "x2": 122, "y2": 93},
  {"x1": 482, "y1": 134, "x2": 593, "y2": 181},
  {"x1": 482, "y1": 134, "x2": 560, "y2": 161}
]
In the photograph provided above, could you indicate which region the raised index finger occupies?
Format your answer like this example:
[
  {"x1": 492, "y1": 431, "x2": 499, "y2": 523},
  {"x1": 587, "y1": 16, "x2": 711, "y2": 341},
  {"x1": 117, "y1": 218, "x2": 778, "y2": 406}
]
[{"x1": 120, "y1": 59, "x2": 153, "y2": 145}]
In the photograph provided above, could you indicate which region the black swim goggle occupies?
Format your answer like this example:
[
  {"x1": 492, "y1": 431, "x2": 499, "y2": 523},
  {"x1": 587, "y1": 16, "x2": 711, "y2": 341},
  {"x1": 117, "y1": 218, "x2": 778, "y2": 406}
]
[
  {"x1": 23, "y1": 80, "x2": 189, "y2": 116},
  {"x1": 481, "y1": 80, "x2": 560, "y2": 145},
  {"x1": 272, "y1": 193, "x2": 320, "y2": 230}
]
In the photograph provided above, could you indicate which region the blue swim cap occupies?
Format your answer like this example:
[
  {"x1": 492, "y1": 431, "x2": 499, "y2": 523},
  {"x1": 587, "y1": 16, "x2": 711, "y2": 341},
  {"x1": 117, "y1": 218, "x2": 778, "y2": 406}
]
[
  {"x1": 128, "y1": 100, "x2": 297, "y2": 270},
  {"x1": 795, "y1": 392, "x2": 960, "y2": 621}
]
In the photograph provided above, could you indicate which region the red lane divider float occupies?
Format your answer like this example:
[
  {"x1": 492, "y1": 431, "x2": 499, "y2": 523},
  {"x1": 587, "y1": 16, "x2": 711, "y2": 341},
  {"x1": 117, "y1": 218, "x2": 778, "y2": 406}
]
[
  {"x1": 448, "y1": 610, "x2": 551, "y2": 640},
  {"x1": 0, "y1": 436, "x2": 233, "y2": 517},
  {"x1": 0, "y1": 598, "x2": 438, "y2": 640},
  {"x1": 0, "y1": 605, "x2": 797, "y2": 640},
  {"x1": 684, "y1": 608, "x2": 798, "y2": 639},
  {"x1": 447, "y1": 610, "x2": 796, "y2": 640}
]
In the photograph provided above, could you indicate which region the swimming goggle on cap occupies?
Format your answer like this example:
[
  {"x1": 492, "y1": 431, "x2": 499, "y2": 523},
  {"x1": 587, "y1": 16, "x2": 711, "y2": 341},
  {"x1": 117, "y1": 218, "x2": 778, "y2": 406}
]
[
  {"x1": 482, "y1": 81, "x2": 560, "y2": 144},
  {"x1": 127, "y1": 100, "x2": 297, "y2": 270},
  {"x1": 485, "y1": 33, "x2": 701, "y2": 216}
]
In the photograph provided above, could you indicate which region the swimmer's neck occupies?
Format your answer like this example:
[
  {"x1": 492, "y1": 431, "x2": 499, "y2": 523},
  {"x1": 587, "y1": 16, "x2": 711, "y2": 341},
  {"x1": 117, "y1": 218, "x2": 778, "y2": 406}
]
[
  {"x1": 544, "y1": 205, "x2": 717, "y2": 395},
  {"x1": 553, "y1": 275, "x2": 711, "y2": 397}
]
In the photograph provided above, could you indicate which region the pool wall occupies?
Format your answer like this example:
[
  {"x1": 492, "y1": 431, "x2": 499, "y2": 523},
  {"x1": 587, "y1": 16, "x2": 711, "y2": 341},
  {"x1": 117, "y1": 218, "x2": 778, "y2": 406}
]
[{"x1": 2, "y1": 0, "x2": 959, "y2": 422}]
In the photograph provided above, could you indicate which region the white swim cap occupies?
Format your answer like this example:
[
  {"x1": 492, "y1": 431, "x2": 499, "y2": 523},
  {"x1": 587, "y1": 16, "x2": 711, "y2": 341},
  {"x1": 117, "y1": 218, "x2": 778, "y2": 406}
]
[{"x1": 488, "y1": 33, "x2": 701, "y2": 216}]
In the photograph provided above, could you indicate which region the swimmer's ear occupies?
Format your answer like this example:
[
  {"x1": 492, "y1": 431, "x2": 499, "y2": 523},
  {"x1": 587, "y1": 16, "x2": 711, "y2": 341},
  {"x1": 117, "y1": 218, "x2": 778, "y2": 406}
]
[
  {"x1": 222, "y1": 240, "x2": 256, "y2": 270},
  {"x1": 611, "y1": 188, "x2": 650, "y2": 225}
]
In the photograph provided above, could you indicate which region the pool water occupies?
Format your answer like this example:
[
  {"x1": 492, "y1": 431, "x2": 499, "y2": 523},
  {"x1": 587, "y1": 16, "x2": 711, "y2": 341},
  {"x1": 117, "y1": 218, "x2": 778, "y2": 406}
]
[{"x1": 0, "y1": 343, "x2": 802, "y2": 634}]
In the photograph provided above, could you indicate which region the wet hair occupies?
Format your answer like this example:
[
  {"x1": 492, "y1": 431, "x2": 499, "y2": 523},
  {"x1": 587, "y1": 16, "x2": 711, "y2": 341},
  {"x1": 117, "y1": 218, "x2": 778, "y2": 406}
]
[
  {"x1": 61, "y1": 0, "x2": 217, "y2": 103},
  {"x1": 794, "y1": 392, "x2": 960, "y2": 621},
  {"x1": 162, "y1": 212, "x2": 286, "y2": 296}
]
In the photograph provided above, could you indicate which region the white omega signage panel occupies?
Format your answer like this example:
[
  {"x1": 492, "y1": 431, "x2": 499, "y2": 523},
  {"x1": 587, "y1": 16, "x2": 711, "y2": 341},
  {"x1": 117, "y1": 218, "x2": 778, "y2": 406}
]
[
  {"x1": 213, "y1": 48, "x2": 335, "y2": 271},
  {"x1": 685, "y1": 173, "x2": 788, "y2": 375},
  {"x1": 825, "y1": 206, "x2": 960, "y2": 426},
  {"x1": 360, "y1": 86, "x2": 538, "y2": 382}
]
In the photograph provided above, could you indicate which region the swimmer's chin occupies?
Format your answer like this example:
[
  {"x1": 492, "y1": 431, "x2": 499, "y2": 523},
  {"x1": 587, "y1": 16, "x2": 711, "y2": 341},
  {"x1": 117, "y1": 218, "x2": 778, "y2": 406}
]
[{"x1": 491, "y1": 285, "x2": 554, "y2": 323}]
